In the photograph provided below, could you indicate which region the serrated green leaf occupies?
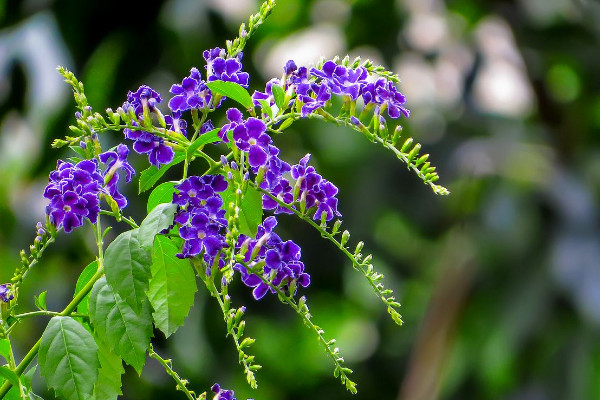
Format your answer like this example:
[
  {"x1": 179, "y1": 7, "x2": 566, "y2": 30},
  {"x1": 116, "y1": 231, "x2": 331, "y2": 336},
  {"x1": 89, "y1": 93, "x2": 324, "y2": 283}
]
[
  {"x1": 0, "y1": 367, "x2": 20, "y2": 388},
  {"x1": 74, "y1": 261, "x2": 98, "y2": 315},
  {"x1": 138, "y1": 203, "x2": 178, "y2": 250},
  {"x1": 0, "y1": 339, "x2": 11, "y2": 362},
  {"x1": 89, "y1": 277, "x2": 152, "y2": 375},
  {"x1": 103, "y1": 229, "x2": 151, "y2": 313},
  {"x1": 148, "y1": 236, "x2": 197, "y2": 338},
  {"x1": 186, "y1": 129, "x2": 221, "y2": 162},
  {"x1": 147, "y1": 182, "x2": 177, "y2": 213},
  {"x1": 206, "y1": 81, "x2": 253, "y2": 109},
  {"x1": 138, "y1": 152, "x2": 185, "y2": 193},
  {"x1": 38, "y1": 316, "x2": 99, "y2": 400},
  {"x1": 221, "y1": 184, "x2": 263, "y2": 237},
  {"x1": 271, "y1": 84, "x2": 285, "y2": 110},
  {"x1": 91, "y1": 337, "x2": 124, "y2": 400}
]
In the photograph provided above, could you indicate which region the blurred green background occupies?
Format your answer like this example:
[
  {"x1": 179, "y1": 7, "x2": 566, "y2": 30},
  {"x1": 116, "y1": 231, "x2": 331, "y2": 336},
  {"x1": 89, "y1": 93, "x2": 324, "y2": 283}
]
[{"x1": 1, "y1": 0, "x2": 600, "y2": 399}]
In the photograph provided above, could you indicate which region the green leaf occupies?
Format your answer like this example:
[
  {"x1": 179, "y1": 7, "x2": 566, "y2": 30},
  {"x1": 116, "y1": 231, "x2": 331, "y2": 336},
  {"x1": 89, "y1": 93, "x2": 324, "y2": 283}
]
[
  {"x1": 206, "y1": 80, "x2": 253, "y2": 109},
  {"x1": 89, "y1": 277, "x2": 152, "y2": 375},
  {"x1": 34, "y1": 291, "x2": 47, "y2": 311},
  {"x1": 74, "y1": 261, "x2": 98, "y2": 315},
  {"x1": 38, "y1": 316, "x2": 99, "y2": 400},
  {"x1": 69, "y1": 145, "x2": 88, "y2": 159},
  {"x1": 103, "y1": 229, "x2": 151, "y2": 313},
  {"x1": 271, "y1": 83, "x2": 285, "y2": 111},
  {"x1": 147, "y1": 182, "x2": 177, "y2": 213},
  {"x1": 0, "y1": 339, "x2": 11, "y2": 362},
  {"x1": 221, "y1": 184, "x2": 263, "y2": 237},
  {"x1": 148, "y1": 236, "x2": 197, "y2": 338},
  {"x1": 0, "y1": 367, "x2": 20, "y2": 388},
  {"x1": 257, "y1": 99, "x2": 273, "y2": 119},
  {"x1": 92, "y1": 337, "x2": 124, "y2": 400},
  {"x1": 186, "y1": 128, "x2": 221, "y2": 162},
  {"x1": 138, "y1": 152, "x2": 185, "y2": 193},
  {"x1": 138, "y1": 203, "x2": 178, "y2": 250}
]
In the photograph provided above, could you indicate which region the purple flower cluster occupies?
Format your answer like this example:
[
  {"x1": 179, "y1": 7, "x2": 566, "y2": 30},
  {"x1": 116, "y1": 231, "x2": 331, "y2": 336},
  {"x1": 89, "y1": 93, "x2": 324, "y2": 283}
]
[
  {"x1": 44, "y1": 159, "x2": 104, "y2": 233},
  {"x1": 168, "y1": 67, "x2": 212, "y2": 113},
  {"x1": 362, "y1": 78, "x2": 410, "y2": 119},
  {"x1": 234, "y1": 217, "x2": 309, "y2": 300},
  {"x1": 0, "y1": 284, "x2": 13, "y2": 302},
  {"x1": 283, "y1": 59, "x2": 410, "y2": 120},
  {"x1": 262, "y1": 154, "x2": 341, "y2": 222},
  {"x1": 310, "y1": 60, "x2": 368, "y2": 100},
  {"x1": 172, "y1": 175, "x2": 229, "y2": 260},
  {"x1": 285, "y1": 64, "x2": 331, "y2": 117},
  {"x1": 204, "y1": 48, "x2": 249, "y2": 88},
  {"x1": 124, "y1": 124, "x2": 175, "y2": 168},
  {"x1": 99, "y1": 144, "x2": 136, "y2": 209}
]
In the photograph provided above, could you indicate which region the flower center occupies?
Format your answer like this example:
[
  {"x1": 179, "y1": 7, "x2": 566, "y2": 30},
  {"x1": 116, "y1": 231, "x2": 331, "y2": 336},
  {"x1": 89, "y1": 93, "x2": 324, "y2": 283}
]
[
  {"x1": 248, "y1": 138, "x2": 257, "y2": 146},
  {"x1": 197, "y1": 230, "x2": 206, "y2": 239},
  {"x1": 63, "y1": 205, "x2": 72, "y2": 212},
  {"x1": 188, "y1": 189, "x2": 197, "y2": 198}
]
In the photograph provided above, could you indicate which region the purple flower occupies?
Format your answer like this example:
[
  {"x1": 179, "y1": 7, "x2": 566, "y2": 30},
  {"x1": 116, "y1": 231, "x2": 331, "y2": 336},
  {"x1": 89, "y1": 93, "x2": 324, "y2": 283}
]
[
  {"x1": 362, "y1": 78, "x2": 410, "y2": 119},
  {"x1": 201, "y1": 120, "x2": 215, "y2": 134},
  {"x1": 165, "y1": 111, "x2": 188, "y2": 137},
  {"x1": 284, "y1": 59, "x2": 297, "y2": 75},
  {"x1": 124, "y1": 126, "x2": 175, "y2": 168},
  {"x1": 168, "y1": 67, "x2": 212, "y2": 113},
  {"x1": 99, "y1": 144, "x2": 135, "y2": 209},
  {"x1": 298, "y1": 83, "x2": 331, "y2": 117},
  {"x1": 310, "y1": 60, "x2": 368, "y2": 100},
  {"x1": 232, "y1": 118, "x2": 271, "y2": 168},
  {"x1": 0, "y1": 284, "x2": 13, "y2": 302},
  {"x1": 211, "y1": 383, "x2": 237, "y2": 400},
  {"x1": 43, "y1": 159, "x2": 104, "y2": 233},
  {"x1": 204, "y1": 47, "x2": 249, "y2": 88},
  {"x1": 252, "y1": 78, "x2": 281, "y2": 108},
  {"x1": 234, "y1": 216, "x2": 310, "y2": 300},
  {"x1": 218, "y1": 108, "x2": 245, "y2": 142},
  {"x1": 126, "y1": 85, "x2": 162, "y2": 117}
]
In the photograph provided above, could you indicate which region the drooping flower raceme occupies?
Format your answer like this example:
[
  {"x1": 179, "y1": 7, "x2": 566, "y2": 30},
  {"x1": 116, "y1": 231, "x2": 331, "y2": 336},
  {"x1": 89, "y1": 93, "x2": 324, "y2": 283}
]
[
  {"x1": 43, "y1": 159, "x2": 104, "y2": 233},
  {"x1": 234, "y1": 216, "x2": 310, "y2": 300}
]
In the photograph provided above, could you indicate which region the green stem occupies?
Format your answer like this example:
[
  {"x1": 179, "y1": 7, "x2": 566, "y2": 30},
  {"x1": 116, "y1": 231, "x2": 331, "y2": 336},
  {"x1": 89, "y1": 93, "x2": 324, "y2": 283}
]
[
  {"x1": 148, "y1": 344, "x2": 198, "y2": 400},
  {"x1": 12, "y1": 311, "x2": 89, "y2": 320},
  {"x1": 198, "y1": 266, "x2": 257, "y2": 388}
]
